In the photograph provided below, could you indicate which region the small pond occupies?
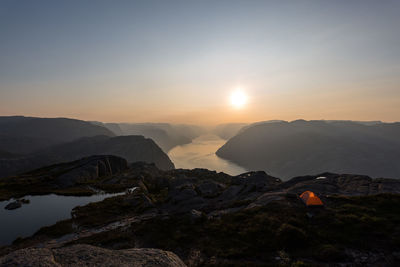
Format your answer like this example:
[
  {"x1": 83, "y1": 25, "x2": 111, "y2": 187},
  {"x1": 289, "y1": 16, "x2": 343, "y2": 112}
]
[{"x1": 0, "y1": 193, "x2": 123, "y2": 245}]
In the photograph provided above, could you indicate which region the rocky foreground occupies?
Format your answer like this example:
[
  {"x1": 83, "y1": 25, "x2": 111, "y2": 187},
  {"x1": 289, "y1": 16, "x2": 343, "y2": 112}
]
[
  {"x1": 0, "y1": 244, "x2": 185, "y2": 267},
  {"x1": 1, "y1": 156, "x2": 400, "y2": 266}
]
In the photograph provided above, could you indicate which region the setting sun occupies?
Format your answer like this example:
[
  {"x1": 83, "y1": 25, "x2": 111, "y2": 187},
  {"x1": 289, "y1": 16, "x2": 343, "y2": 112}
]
[{"x1": 230, "y1": 89, "x2": 247, "y2": 109}]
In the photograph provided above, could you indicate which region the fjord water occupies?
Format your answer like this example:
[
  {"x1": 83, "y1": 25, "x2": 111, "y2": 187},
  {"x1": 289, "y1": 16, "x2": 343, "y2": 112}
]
[
  {"x1": 168, "y1": 134, "x2": 247, "y2": 175},
  {"x1": 0, "y1": 193, "x2": 122, "y2": 245}
]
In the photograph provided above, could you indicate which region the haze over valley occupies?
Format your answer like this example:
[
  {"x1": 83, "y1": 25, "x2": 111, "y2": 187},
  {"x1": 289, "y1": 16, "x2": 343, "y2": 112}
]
[{"x1": 2, "y1": 116, "x2": 399, "y2": 180}]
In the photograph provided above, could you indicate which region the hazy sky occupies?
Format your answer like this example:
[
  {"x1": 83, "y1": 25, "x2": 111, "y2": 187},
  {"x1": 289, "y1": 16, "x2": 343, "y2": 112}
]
[{"x1": 1, "y1": 0, "x2": 399, "y2": 124}]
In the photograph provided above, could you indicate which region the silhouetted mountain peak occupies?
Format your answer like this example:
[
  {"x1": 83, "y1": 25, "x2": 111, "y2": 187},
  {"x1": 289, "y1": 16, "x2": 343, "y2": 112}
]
[{"x1": 217, "y1": 120, "x2": 400, "y2": 179}]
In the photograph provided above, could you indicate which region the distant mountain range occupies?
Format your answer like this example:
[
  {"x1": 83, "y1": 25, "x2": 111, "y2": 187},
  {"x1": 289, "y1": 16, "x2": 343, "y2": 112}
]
[
  {"x1": 91, "y1": 121, "x2": 205, "y2": 152},
  {"x1": 212, "y1": 123, "x2": 248, "y2": 140},
  {"x1": 0, "y1": 116, "x2": 115, "y2": 155},
  {"x1": 217, "y1": 120, "x2": 400, "y2": 179},
  {"x1": 0, "y1": 116, "x2": 175, "y2": 177}
]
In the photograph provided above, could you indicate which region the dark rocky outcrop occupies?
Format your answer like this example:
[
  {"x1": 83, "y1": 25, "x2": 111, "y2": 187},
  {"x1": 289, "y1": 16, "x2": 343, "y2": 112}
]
[
  {"x1": 4, "y1": 201, "x2": 21, "y2": 210},
  {"x1": 3, "y1": 199, "x2": 30, "y2": 210},
  {"x1": 217, "y1": 120, "x2": 400, "y2": 179},
  {"x1": 0, "y1": 244, "x2": 186, "y2": 267}
]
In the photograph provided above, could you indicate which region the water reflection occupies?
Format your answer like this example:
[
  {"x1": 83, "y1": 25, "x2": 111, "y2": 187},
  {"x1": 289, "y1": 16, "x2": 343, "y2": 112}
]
[
  {"x1": 0, "y1": 193, "x2": 122, "y2": 245},
  {"x1": 168, "y1": 134, "x2": 247, "y2": 175}
]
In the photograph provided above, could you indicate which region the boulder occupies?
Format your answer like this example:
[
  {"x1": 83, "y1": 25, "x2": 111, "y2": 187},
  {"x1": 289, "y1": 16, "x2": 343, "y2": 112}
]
[
  {"x1": 4, "y1": 201, "x2": 21, "y2": 210},
  {"x1": 0, "y1": 244, "x2": 186, "y2": 267}
]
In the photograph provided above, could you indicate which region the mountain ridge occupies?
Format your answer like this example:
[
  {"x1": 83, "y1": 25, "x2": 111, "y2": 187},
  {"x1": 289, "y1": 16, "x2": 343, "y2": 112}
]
[
  {"x1": 0, "y1": 135, "x2": 174, "y2": 178},
  {"x1": 216, "y1": 120, "x2": 400, "y2": 179},
  {"x1": 0, "y1": 116, "x2": 115, "y2": 154}
]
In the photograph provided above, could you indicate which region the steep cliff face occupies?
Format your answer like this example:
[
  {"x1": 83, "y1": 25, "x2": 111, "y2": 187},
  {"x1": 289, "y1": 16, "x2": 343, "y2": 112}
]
[
  {"x1": 217, "y1": 120, "x2": 400, "y2": 180},
  {"x1": 0, "y1": 244, "x2": 186, "y2": 267},
  {"x1": 0, "y1": 135, "x2": 174, "y2": 178},
  {"x1": 36, "y1": 135, "x2": 175, "y2": 170}
]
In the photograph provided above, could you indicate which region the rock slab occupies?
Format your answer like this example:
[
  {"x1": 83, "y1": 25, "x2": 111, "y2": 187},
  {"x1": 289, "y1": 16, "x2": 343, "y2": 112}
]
[{"x1": 0, "y1": 244, "x2": 186, "y2": 267}]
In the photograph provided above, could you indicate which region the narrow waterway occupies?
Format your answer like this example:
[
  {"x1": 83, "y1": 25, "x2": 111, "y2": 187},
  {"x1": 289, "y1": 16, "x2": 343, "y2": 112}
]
[{"x1": 168, "y1": 134, "x2": 247, "y2": 175}]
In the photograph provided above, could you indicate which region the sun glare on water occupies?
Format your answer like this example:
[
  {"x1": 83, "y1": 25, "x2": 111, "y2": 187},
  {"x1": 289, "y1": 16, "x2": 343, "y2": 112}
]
[{"x1": 230, "y1": 89, "x2": 247, "y2": 109}]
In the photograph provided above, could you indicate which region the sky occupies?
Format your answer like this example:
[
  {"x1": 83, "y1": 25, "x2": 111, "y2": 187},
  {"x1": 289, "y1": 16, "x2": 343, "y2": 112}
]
[{"x1": 0, "y1": 0, "x2": 399, "y2": 124}]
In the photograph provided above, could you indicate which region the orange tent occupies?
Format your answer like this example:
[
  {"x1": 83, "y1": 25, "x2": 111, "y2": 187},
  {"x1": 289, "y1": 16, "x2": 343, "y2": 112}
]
[{"x1": 300, "y1": 191, "x2": 323, "y2": 206}]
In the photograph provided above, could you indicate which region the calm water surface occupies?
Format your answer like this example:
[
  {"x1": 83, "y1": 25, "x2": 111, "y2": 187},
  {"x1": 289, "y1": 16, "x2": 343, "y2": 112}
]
[
  {"x1": 168, "y1": 134, "x2": 247, "y2": 175},
  {"x1": 0, "y1": 193, "x2": 122, "y2": 245}
]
